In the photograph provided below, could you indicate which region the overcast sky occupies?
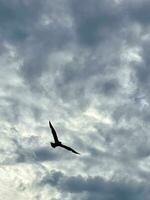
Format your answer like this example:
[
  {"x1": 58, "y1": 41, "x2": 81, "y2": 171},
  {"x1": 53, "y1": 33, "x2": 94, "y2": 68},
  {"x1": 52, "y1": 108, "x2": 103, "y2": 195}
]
[{"x1": 1, "y1": 0, "x2": 150, "y2": 199}]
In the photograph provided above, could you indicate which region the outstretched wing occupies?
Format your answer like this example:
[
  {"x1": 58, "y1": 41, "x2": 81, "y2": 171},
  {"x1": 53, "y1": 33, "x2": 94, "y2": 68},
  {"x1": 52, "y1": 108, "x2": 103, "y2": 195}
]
[
  {"x1": 49, "y1": 121, "x2": 59, "y2": 143},
  {"x1": 60, "y1": 144, "x2": 80, "y2": 154}
]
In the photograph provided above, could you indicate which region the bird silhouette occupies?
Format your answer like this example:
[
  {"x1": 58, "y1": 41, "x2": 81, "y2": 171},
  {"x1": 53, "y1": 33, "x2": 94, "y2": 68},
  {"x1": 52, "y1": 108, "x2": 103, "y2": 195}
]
[{"x1": 49, "y1": 121, "x2": 80, "y2": 155}]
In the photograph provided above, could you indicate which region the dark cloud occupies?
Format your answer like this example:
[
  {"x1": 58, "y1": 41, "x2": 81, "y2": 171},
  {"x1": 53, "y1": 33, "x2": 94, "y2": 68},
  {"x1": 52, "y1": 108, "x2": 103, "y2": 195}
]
[
  {"x1": 70, "y1": 0, "x2": 124, "y2": 47},
  {"x1": 126, "y1": 0, "x2": 150, "y2": 25},
  {"x1": 40, "y1": 170, "x2": 150, "y2": 200},
  {"x1": 0, "y1": 0, "x2": 74, "y2": 88},
  {"x1": 20, "y1": 23, "x2": 73, "y2": 86},
  {"x1": 0, "y1": 0, "x2": 43, "y2": 43},
  {"x1": 34, "y1": 147, "x2": 57, "y2": 162},
  {"x1": 94, "y1": 78, "x2": 120, "y2": 96}
]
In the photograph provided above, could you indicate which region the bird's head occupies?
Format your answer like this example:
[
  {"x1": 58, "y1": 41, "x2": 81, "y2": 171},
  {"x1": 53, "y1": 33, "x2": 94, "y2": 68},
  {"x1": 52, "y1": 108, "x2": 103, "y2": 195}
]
[{"x1": 50, "y1": 142, "x2": 56, "y2": 148}]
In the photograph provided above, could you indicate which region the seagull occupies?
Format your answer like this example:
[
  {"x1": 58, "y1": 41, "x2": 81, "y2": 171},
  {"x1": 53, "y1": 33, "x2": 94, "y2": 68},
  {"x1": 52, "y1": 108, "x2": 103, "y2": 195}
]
[{"x1": 49, "y1": 121, "x2": 80, "y2": 155}]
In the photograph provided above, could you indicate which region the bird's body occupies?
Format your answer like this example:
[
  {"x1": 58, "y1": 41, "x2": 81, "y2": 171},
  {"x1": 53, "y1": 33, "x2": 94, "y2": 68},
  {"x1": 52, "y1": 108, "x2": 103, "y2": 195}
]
[
  {"x1": 50, "y1": 141, "x2": 61, "y2": 148},
  {"x1": 49, "y1": 121, "x2": 80, "y2": 155}
]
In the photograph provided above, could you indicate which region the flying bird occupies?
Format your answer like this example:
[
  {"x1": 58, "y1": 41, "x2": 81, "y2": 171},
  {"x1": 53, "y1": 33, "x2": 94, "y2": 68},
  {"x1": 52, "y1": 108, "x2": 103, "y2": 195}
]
[{"x1": 49, "y1": 121, "x2": 80, "y2": 155}]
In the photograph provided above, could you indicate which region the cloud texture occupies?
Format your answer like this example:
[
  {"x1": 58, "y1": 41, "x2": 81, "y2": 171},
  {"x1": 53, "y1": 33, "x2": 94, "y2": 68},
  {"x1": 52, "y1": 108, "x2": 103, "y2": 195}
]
[{"x1": 1, "y1": 0, "x2": 150, "y2": 199}]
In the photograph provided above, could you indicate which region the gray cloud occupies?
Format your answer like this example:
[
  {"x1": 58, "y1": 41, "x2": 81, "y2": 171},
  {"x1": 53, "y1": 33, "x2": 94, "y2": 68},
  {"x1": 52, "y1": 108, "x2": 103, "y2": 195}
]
[
  {"x1": 70, "y1": 0, "x2": 125, "y2": 47},
  {"x1": 40, "y1": 170, "x2": 150, "y2": 200},
  {"x1": 0, "y1": 0, "x2": 43, "y2": 43},
  {"x1": 1, "y1": 0, "x2": 150, "y2": 199},
  {"x1": 126, "y1": 0, "x2": 150, "y2": 25}
]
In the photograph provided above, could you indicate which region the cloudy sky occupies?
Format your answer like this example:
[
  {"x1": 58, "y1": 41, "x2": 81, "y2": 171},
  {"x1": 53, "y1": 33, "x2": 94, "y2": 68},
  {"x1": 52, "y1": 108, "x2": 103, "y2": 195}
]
[{"x1": 1, "y1": 0, "x2": 150, "y2": 199}]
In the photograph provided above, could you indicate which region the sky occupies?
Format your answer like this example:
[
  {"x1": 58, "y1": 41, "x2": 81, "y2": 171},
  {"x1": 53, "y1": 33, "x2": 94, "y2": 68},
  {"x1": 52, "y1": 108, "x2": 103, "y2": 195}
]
[{"x1": 1, "y1": 0, "x2": 150, "y2": 199}]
